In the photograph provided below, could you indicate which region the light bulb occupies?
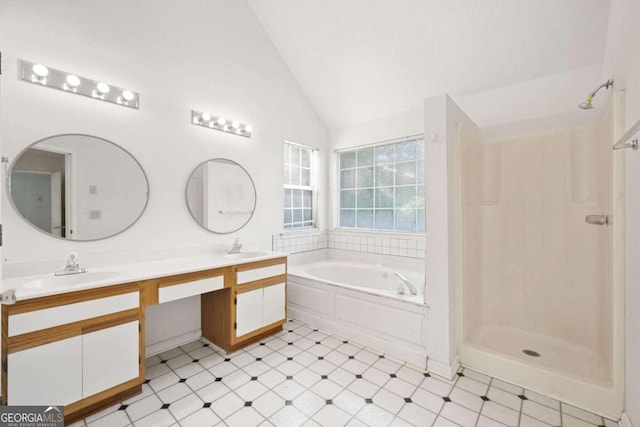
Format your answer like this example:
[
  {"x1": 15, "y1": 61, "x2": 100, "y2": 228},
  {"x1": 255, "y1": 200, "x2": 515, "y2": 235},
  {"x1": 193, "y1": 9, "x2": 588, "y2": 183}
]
[
  {"x1": 96, "y1": 82, "x2": 110, "y2": 94},
  {"x1": 65, "y1": 74, "x2": 81, "y2": 88},
  {"x1": 217, "y1": 117, "x2": 226, "y2": 126},
  {"x1": 231, "y1": 121, "x2": 240, "y2": 129},
  {"x1": 32, "y1": 64, "x2": 49, "y2": 78},
  {"x1": 121, "y1": 90, "x2": 135, "y2": 101},
  {"x1": 244, "y1": 125, "x2": 252, "y2": 133},
  {"x1": 201, "y1": 112, "x2": 212, "y2": 122}
]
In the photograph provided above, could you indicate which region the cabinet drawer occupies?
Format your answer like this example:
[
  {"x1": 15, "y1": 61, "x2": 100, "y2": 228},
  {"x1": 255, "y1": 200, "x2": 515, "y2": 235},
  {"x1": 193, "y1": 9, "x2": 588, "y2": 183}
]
[
  {"x1": 158, "y1": 275, "x2": 224, "y2": 303},
  {"x1": 9, "y1": 292, "x2": 139, "y2": 337},
  {"x1": 236, "y1": 263, "x2": 286, "y2": 285}
]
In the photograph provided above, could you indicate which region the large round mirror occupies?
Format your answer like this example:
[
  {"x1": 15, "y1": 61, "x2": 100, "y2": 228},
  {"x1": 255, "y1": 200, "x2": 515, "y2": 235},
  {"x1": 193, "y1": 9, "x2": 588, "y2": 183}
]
[
  {"x1": 185, "y1": 159, "x2": 256, "y2": 234},
  {"x1": 8, "y1": 134, "x2": 149, "y2": 241}
]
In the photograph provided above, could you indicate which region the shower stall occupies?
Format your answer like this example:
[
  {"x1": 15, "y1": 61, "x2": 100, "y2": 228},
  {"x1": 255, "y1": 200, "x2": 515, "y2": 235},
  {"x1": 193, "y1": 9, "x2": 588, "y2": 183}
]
[{"x1": 457, "y1": 93, "x2": 625, "y2": 417}]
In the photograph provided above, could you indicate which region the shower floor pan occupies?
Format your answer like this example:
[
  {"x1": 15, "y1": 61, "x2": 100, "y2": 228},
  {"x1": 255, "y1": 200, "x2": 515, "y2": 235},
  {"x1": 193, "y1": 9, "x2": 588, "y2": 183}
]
[{"x1": 467, "y1": 325, "x2": 611, "y2": 386}]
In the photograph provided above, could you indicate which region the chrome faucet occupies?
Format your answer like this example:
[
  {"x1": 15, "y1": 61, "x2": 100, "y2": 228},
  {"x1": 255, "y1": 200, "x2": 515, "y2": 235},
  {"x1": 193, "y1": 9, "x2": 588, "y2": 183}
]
[
  {"x1": 55, "y1": 251, "x2": 88, "y2": 276},
  {"x1": 394, "y1": 272, "x2": 418, "y2": 295},
  {"x1": 228, "y1": 238, "x2": 243, "y2": 254}
]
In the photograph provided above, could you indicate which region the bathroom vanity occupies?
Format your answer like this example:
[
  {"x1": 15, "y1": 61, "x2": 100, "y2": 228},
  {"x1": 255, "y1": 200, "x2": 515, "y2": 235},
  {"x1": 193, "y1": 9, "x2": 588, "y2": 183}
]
[{"x1": 1, "y1": 253, "x2": 287, "y2": 424}]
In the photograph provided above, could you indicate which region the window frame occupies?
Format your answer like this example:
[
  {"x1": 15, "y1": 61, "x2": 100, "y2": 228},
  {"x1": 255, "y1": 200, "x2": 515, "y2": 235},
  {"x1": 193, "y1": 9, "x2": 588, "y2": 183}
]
[
  {"x1": 335, "y1": 135, "x2": 425, "y2": 233},
  {"x1": 283, "y1": 140, "x2": 317, "y2": 231}
]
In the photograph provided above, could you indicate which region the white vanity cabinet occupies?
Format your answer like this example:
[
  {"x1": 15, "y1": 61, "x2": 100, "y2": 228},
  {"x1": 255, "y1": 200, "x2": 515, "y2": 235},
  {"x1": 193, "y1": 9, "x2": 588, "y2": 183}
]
[
  {"x1": 2, "y1": 283, "x2": 144, "y2": 421},
  {"x1": 236, "y1": 288, "x2": 264, "y2": 336},
  {"x1": 8, "y1": 336, "x2": 83, "y2": 405},
  {"x1": 236, "y1": 283, "x2": 286, "y2": 337},
  {"x1": 82, "y1": 320, "x2": 140, "y2": 398},
  {"x1": 1, "y1": 254, "x2": 287, "y2": 424},
  {"x1": 202, "y1": 257, "x2": 288, "y2": 352}
]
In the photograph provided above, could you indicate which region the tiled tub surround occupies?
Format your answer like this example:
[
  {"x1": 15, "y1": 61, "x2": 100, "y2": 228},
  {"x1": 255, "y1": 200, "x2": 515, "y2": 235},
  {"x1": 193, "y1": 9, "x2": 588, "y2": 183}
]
[
  {"x1": 272, "y1": 230, "x2": 424, "y2": 259},
  {"x1": 273, "y1": 230, "x2": 329, "y2": 254},
  {"x1": 287, "y1": 250, "x2": 428, "y2": 371},
  {"x1": 71, "y1": 319, "x2": 619, "y2": 427}
]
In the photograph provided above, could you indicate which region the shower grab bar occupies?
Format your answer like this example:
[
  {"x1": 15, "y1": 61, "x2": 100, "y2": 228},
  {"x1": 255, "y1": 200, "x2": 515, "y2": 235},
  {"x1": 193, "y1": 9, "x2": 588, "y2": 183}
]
[{"x1": 612, "y1": 119, "x2": 640, "y2": 151}]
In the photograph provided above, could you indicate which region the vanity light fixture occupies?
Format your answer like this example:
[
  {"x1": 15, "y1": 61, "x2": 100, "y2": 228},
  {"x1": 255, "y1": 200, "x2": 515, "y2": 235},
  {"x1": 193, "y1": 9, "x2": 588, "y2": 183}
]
[
  {"x1": 19, "y1": 59, "x2": 140, "y2": 109},
  {"x1": 93, "y1": 82, "x2": 110, "y2": 98},
  {"x1": 191, "y1": 110, "x2": 252, "y2": 138},
  {"x1": 64, "y1": 74, "x2": 81, "y2": 91},
  {"x1": 31, "y1": 63, "x2": 49, "y2": 83}
]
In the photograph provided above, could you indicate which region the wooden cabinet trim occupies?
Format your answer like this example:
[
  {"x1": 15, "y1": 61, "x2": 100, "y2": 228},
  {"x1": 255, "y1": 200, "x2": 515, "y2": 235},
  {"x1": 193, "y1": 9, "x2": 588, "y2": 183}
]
[
  {"x1": 65, "y1": 379, "x2": 141, "y2": 424},
  {"x1": 233, "y1": 318, "x2": 287, "y2": 343},
  {"x1": 235, "y1": 276, "x2": 287, "y2": 294},
  {"x1": 234, "y1": 257, "x2": 287, "y2": 273},
  {"x1": 140, "y1": 280, "x2": 159, "y2": 307},
  {"x1": 6, "y1": 282, "x2": 142, "y2": 316}
]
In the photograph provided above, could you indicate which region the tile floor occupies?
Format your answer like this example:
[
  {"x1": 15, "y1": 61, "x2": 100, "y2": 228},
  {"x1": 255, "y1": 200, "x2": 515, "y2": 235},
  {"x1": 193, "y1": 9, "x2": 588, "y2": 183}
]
[{"x1": 70, "y1": 319, "x2": 619, "y2": 427}]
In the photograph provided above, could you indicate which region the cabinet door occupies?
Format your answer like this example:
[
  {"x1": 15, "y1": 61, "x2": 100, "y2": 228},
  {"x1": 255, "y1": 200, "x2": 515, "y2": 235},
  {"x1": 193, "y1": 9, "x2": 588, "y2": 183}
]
[
  {"x1": 262, "y1": 283, "x2": 286, "y2": 326},
  {"x1": 236, "y1": 288, "x2": 263, "y2": 337},
  {"x1": 82, "y1": 321, "x2": 140, "y2": 398},
  {"x1": 8, "y1": 336, "x2": 82, "y2": 405}
]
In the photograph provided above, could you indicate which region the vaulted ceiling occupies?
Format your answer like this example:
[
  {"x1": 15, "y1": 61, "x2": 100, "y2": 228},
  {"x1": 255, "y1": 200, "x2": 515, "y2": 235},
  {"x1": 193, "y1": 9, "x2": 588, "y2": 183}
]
[{"x1": 247, "y1": 0, "x2": 611, "y2": 129}]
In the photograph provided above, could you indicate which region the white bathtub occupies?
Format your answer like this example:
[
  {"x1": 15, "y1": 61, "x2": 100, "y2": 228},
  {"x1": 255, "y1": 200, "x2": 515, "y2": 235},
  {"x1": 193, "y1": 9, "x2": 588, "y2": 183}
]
[
  {"x1": 292, "y1": 260, "x2": 424, "y2": 304},
  {"x1": 287, "y1": 251, "x2": 429, "y2": 368}
]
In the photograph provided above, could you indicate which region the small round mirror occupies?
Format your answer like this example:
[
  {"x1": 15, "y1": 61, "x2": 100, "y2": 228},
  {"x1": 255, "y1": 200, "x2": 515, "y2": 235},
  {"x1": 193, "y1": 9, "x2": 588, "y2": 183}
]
[
  {"x1": 8, "y1": 134, "x2": 149, "y2": 241},
  {"x1": 185, "y1": 159, "x2": 256, "y2": 234}
]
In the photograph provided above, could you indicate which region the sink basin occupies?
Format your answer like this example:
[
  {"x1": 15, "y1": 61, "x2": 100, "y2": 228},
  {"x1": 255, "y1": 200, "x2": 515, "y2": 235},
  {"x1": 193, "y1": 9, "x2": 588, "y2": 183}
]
[
  {"x1": 224, "y1": 251, "x2": 271, "y2": 260},
  {"x1": 22, "y1": 271, "x2": 121, "y2": 289}
]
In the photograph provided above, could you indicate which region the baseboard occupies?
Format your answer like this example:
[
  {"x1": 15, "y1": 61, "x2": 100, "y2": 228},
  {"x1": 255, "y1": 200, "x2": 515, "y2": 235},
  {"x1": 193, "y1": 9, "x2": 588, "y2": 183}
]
[
  {"x1": 145, "y1": 329, "x2": 202, "y2": 357},
  {"x1": 428, "y1": 354, "x2": 459, "y2": 381},
  {"x1": 620, "y1": 412, "x2": 634, "y2": 427}
]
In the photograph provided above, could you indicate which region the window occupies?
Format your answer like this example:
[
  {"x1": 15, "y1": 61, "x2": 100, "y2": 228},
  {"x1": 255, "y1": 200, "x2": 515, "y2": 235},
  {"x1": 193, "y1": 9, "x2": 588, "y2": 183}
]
[
  {"x1": 338, "y1": 137, "x2": 425, "y2": 232},
  {"x1": 284, "y1": 141, "x2": 315, "y2": 230}
]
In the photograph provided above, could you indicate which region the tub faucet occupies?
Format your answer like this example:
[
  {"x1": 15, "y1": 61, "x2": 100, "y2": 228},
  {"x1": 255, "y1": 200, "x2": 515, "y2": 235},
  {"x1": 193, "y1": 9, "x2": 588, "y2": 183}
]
[
  {"x1": 55, "y1": 251, "x2": 88, "y2": 276},
  {"x1": 394, "y1": 272, "x2": 418, "y2": 295},
  {"x1": 228, "y1": 238, "x2": 243, "y2": 254}
]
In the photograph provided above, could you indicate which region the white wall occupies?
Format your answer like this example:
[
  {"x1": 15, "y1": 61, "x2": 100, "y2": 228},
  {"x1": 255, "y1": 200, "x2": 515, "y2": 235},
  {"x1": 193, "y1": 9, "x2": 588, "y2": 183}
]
[
  {"x1": 329, "y1": 107, "x2": 424, "y2": 151},
  {"x1": 0, "y1": 0, "x2": 327, "y2": 349},
  {"x1": 453, "y1": 63, "x2": 608, "y2": 139},
  {"x1": 603, "y1": 0, "x2": 640, "y2": 424},
  {"x1": 422, "y1": 94, "x2": 478, "y2": 378}
]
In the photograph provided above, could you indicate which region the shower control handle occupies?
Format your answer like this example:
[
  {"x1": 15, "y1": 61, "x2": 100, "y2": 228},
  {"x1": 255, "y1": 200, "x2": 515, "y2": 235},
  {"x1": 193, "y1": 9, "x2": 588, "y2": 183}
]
[{"x1": 585, "y1": 214, "x2": 611, "y2": 226}]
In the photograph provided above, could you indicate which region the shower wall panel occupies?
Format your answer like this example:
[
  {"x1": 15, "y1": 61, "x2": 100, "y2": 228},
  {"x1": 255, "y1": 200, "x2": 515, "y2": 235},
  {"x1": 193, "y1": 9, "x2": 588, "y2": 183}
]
[{"x1": 462, "y1": 114, "x2": 613, "y2": 364}]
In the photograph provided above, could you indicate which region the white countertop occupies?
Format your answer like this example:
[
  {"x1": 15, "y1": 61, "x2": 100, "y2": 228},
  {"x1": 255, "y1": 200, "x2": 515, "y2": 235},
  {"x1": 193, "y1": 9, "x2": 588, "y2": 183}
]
[{"x1": 3, "y1": 251, "x2": 286, "y2": 301}]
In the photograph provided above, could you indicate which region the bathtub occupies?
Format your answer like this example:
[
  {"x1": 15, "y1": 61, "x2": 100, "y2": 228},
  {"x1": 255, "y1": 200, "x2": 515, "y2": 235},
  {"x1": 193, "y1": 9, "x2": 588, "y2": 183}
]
[
  {"x1": 293, "y1": 260, "x2": 424, "y2": 304},
  {"x1": 287, "y1": 250, "x2": 429, "y2": 368}
]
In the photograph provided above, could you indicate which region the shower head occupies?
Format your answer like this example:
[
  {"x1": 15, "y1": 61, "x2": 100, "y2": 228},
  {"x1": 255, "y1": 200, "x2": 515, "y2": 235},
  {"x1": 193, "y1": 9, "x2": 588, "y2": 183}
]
[
  {"x1": 579, "y1": 100, "x2": 594, "y2": 110},
  {"x1": 578, "y1": 79, "x2": 614, "y2": 110}
]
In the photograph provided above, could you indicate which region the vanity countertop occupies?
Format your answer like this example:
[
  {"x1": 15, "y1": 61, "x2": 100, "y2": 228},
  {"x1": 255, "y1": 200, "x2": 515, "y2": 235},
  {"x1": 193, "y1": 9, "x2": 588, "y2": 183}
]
[{"x1": 3, "y1": 251, "x2": 286, "y2": 301}]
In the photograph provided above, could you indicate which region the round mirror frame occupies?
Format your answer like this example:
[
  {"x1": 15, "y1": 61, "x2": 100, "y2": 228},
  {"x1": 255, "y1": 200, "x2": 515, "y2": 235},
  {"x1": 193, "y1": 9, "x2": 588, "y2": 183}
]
[
  {"x1": 185, "y1": 158, "x2": 257, "y2": 234},
  {"x1": 6, "y1": 133, "x2": 150, "y2": 242}
]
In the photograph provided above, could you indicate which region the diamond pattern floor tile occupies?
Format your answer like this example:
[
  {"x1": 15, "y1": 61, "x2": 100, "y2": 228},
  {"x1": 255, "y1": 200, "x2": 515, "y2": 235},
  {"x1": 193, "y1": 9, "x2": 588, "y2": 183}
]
[{"x1": 76, "y1": 319, "x2": 618, "y2": 427}]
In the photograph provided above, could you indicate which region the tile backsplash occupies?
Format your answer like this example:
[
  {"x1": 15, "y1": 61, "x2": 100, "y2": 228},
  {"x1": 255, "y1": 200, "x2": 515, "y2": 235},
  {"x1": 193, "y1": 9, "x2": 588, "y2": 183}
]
[
  {"x1": 272, "y1": 230, "x2": 329, "y2": 254},
  {"x1": 272, "y1": 230, "x2": 424, "y2": 259}
]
